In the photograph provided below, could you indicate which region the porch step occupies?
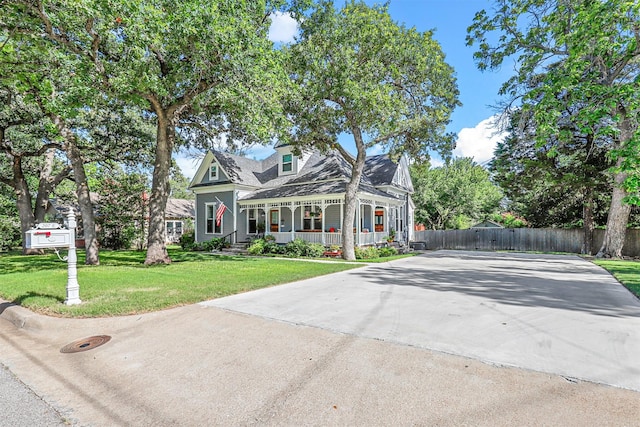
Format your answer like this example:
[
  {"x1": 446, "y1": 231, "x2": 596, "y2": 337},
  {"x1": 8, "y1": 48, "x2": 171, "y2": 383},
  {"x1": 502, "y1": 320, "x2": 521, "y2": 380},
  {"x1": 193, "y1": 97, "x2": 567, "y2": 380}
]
[{"x1": 221, "y1": 243, "x2": 249, "y2": 255}]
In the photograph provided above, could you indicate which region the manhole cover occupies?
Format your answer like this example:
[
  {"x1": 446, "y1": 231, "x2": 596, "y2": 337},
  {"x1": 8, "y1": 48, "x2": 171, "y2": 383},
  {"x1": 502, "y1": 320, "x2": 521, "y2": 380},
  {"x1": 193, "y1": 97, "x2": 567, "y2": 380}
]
[{"x1": 60, "y1": 335, "x2": 111, "y2": 354}]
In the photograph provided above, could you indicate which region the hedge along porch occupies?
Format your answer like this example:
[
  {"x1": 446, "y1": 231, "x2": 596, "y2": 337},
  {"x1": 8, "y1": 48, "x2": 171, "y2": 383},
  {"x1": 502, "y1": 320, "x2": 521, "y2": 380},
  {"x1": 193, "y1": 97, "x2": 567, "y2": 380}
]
[{"x1": 189, "y1": 144, "x2": 415, "y2": 246}]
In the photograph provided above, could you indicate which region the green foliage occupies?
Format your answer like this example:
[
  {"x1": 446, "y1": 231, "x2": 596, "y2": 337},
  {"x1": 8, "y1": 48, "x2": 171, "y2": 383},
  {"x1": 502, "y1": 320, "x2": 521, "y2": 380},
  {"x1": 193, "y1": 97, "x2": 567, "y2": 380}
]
[
  {"x1": 247, "y1": 239, "x2": 266, "y2": 255},
  {"x1": 200, "y1": 237, "x2": 228, "y2": 252},
  {"x1": 284, "y1": 1, "x2": 459, "y2": 260},
  {"x1": 3, "y1": 0, "x2": 309, "y2": 263},
  {"x1": 179, "y1": 229, "x2": 196, "y2": 251},
  {"x1": 354, "y1": 246, "x2": 379, "y2": 260},
  {"x1": 0, "y1": 193, "x2": 21, "y2": 251},
  {"x1": 377, "y1": 246, "x2": 398, "y2": 257},
  {"x1": 247, "y1": 237, "x2": 284, "y2": 255},
  {"x1": 467, "y1": 0, "x2": 640, "y2": 255},
  {"x1": 248, "y1": 238, "x2": 327, "y2": 258},
  {"x1": 489, "y1": 212, "x2": 528, "y2": 229},
  {"x1": 284, "y1": 239, "x2": 308, "y2": 257},
  {"x1": 490, "y1": 112, "x2": 613, "y2": 228},
  {"x1": 170, "y1": 161, "x2": 194, "y2": 200},
  {"x1": 95, "y1": 166, "x2": 149, "y2": 250},
  {"x1": 411, "y1": 158, "x2": 503, "y2": 230},
  {"x1": 286, "y1": 1, "x2": 460, "y2": 159}
]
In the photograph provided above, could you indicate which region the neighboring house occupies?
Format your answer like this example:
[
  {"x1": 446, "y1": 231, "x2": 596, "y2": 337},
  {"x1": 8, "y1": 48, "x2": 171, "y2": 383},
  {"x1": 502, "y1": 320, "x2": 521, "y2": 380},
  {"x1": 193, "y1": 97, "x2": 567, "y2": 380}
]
[
  {"x1": 188, "y1": 144, "x2": 415, "y2": 246},
  {"x1": 165, "y1": 198, "x2": 195, "y2": 243}
]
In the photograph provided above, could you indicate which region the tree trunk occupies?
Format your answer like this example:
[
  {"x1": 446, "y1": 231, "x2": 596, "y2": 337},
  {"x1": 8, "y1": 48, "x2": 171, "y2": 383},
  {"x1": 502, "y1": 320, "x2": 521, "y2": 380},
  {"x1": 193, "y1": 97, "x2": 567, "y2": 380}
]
[
  {"x1": 67, "y1": 141, "x2": 100, "y2": 265},
  {"x1": 34, "y1": 148, "x2": 56, "y2": 223},
  {"x1": 596, "y1": 170, "x2": 631, "y2": 258},
  {"x1": 582, "y1": 188, "x2": 594, "y2": 255},
  {"x1": 596, "y1": 109, "x2": 635, "y2": 259},
  {"x1": 52, "y1": 114, "x2": 100, "y2": 265},
  {"x1": 340, "y1": 130, "x2": 367, "y2": 261},
  {"x1": 11, "y1": 156, "x2": 41, "y2": 255},
  {"x1": 144, "y1": 110, "x2": 173, "y2": 265}
]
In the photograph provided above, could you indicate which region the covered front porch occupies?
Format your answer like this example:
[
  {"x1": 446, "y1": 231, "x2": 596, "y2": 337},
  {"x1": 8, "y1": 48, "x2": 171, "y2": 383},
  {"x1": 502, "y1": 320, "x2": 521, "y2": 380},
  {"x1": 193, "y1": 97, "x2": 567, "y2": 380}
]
[{"x1": 239, "y1": 196, "x2": 402, "y2": 246}]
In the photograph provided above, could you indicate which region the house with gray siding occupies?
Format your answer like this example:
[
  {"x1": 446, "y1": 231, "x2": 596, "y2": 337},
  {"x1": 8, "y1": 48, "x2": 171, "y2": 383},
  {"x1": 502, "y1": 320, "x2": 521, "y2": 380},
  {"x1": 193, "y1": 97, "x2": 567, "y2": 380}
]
[{"x1": 188, "y1": 144, "x2": 415, "y2": 246}]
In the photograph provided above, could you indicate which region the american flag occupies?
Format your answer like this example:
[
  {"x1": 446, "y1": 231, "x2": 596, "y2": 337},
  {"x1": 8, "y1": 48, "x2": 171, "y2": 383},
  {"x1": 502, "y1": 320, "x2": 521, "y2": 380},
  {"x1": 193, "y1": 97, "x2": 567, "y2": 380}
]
[{"x1": 215, "y1": 202, "x2": 226, "y2": 226}]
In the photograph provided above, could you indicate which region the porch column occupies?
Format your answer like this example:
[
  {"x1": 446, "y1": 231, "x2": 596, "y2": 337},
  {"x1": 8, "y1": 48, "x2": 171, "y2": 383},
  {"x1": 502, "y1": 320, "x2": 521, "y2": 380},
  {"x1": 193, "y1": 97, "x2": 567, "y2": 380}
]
[
  {"x1": 289, "y1": 205, "x2": 295, "y2": 242},
  {"x1": 321, "y1": 201, "x2": 326, "y2": 245},
  {"x1": 356, "y1": 199, "x2": 360, "y2": 246},
  {"x1": 232, "y1": 191, "x2": 237, "y2": 244},
  {"x1": 370, "y1": 204, "x2": 374, "y2": 234},
  {"x1": 385, "y1": 207, "x2": 390, "y2": 233}
]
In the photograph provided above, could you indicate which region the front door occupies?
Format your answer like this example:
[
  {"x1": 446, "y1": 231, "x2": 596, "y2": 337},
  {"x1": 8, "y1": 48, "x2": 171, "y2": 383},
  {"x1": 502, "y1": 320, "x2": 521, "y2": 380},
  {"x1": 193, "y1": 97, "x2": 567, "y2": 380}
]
[{"x1": 270, "y1": 209, "x2": 279, "y2": 232}]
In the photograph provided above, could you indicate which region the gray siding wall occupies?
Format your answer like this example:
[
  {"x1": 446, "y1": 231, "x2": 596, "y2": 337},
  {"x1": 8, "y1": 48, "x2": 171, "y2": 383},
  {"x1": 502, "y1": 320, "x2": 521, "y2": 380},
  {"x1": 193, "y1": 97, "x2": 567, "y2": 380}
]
[{"x1": 195, "y1": 191, "x2": 234, "y2": 242}]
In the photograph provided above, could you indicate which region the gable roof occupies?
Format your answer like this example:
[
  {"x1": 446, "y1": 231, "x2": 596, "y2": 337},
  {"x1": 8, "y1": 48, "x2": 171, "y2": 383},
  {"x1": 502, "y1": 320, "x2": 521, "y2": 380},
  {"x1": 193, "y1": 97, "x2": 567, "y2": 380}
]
[
  {"x1": 189, "y1": 147, "x2": 411, "y2": 197},
  {"x1": 166, "y1": 198, "x2": 195, "y2": 219},
  {"x1": 213, "y1": 151, "x2": 264, "y2": 187}
]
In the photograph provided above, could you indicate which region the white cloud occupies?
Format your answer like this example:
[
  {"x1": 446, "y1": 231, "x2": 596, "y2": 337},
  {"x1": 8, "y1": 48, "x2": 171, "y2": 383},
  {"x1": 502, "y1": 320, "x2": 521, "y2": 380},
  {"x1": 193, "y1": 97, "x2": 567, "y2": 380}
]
[
  {"x1": 174, "y1": 149, "x2": 204, "y2": 180},
  {"x1": 244, "y1": 145, "x2": 275, "y2": 160},
  {"x1": 366, "y1": 144, "x2": 385, "y2": 156},
  {"x1": 268, "y1": 12, "x2": 298, "y2": 43},
  {"x1": 454, "y1": 115, "x2": 507, "y2": 165}
]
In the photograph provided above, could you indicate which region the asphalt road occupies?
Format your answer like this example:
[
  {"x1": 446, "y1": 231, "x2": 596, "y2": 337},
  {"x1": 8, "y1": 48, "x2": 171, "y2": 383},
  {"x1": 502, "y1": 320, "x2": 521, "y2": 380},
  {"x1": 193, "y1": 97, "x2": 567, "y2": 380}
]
[
  {"x1": 0, "y1": 363, "x2": 66, "y2": 427},
  {"x1": 1, "y1": 250, "x2": 639, "y2": 426}
]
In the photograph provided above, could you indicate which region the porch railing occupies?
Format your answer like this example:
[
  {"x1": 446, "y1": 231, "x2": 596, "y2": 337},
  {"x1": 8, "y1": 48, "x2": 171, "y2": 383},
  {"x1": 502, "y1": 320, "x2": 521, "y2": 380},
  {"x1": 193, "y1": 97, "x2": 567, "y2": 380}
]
[
  {"x1": 221, "y1": 230, "x2": 237, "y2": 245},
  {"x1": 267, "y1": 231, "x2": 389, "y2": 246}
]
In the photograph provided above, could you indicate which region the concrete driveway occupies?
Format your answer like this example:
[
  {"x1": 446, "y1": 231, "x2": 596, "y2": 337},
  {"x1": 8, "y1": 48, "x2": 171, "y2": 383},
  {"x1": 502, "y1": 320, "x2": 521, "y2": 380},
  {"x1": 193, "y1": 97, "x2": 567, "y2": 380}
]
[
  {"x1": 1, "y1": 250, "x2": 639, "y2": 426},
  {"x1": 204, "y1": 250, "x2": 640, "y2": 391}
]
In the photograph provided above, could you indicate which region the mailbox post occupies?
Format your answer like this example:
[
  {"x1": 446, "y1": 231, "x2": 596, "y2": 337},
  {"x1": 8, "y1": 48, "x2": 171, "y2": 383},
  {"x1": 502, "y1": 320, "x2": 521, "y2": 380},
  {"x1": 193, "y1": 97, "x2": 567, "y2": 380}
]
[
  {"x1": 64, "y1": 211, "x2": 81, "y2": 305},
  {"x1": 24, "y1": 210, "x2": 81, "y2": 305}
]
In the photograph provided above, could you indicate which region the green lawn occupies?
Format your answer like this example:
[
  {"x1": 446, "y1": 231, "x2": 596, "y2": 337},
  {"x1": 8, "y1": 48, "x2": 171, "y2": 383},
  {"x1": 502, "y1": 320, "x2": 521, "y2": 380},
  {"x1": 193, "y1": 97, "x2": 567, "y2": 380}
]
[
  {"x1": 0, "y1": 249, "x2": 361, "y2": 318},
  {"x1": 595, "y1": 259, "x2": 640, "y2": 298}
]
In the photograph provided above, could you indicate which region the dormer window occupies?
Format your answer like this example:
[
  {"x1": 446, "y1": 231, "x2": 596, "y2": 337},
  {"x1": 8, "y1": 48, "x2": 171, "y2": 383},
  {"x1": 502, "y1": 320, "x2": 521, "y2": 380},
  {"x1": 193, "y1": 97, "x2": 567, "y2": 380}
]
[
  {"x1": 209, "y1": 164, "x2": 218, "y2": 181},
  {"x1": 282, "y1": 154, "x2": 293, "y2": 172}
]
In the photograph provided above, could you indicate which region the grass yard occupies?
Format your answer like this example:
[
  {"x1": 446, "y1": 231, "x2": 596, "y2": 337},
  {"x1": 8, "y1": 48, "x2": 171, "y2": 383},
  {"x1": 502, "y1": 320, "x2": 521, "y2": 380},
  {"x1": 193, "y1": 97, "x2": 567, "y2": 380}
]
[
  {"x1": 595, "y1": 259, "x2": 640, "y2": 299},
  {"x1": 0, "y1": 249, "x2": 361, "y2": 318}
]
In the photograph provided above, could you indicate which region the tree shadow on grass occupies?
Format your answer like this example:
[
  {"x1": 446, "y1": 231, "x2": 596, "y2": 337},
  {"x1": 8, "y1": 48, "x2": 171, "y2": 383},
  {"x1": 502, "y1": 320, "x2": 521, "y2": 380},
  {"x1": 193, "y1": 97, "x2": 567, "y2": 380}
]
[{"x1": 11, "y1": 292, "x2": 65, "y2": 306}]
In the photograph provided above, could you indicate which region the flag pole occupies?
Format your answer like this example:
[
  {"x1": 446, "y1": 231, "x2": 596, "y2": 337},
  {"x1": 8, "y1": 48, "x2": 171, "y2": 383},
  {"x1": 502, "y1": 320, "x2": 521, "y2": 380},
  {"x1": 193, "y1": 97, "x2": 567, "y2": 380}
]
[{"x1": 214, "y1": 196, "x2": 233, "y2": 214}]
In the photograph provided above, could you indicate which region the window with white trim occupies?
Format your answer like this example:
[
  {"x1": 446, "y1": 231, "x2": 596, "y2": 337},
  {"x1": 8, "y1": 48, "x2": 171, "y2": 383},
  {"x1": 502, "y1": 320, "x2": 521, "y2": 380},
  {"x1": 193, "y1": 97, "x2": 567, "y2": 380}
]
[
  {"x1": 282, "y1": 154, "x2": 292, "y2": 172},
  {"x1": 205, "y1": 203, "x2": 222, "y2": 234},
  {"x1": 209, "y1": 164, "x2": 218, "y2": 181}
]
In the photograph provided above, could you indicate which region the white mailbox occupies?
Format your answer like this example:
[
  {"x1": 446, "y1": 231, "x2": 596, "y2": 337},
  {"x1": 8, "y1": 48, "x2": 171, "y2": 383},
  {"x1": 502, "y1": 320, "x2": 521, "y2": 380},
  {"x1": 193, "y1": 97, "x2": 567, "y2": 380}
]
[{"x1": 25, "y1": 223, "x2": 73, "y2": 249}]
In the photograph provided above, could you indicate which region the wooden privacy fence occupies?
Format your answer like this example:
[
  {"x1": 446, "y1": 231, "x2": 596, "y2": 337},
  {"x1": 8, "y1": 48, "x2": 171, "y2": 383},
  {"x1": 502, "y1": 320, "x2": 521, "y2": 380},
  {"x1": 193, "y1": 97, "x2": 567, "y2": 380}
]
[{"x1": 414, "y1": 228, "x2": 640, "y2": 257}]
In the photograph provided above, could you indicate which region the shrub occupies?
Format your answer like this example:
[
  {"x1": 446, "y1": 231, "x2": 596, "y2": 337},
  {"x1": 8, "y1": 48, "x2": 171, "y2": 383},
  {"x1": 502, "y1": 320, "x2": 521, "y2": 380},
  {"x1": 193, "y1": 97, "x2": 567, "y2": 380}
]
[
  {"x1": 248, "y1": 239, "x2": 265, "y2": 255},
  {"x1": 307, "y1": 243, "x2": 326, "y2": 258},
  {"x1": 378, "y1": 246, "x2": 398, "y2": 257},
  {"x1": 201, "y1": 237, "x2": 227, "y2": 251},
  {"x1": 0, "y1": 217, "x2": 21, "y2": 251},
  {"x1": 264, "y1": 241, "x2": 284, "y2": 255},
  {"x1": 284, "y1": 239, "x2": 308, "y2": 257},
  {"x1": 354, "y1": 246, "x2": 379, "y2": 259},
  {"x1": 179, "y1": 230, "x2": 196, "y2": 250}
]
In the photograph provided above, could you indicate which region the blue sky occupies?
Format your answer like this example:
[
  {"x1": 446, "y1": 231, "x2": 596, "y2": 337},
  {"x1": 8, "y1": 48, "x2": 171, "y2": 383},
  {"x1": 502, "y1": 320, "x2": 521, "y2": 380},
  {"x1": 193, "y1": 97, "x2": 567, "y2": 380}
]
[{"x1": 178, "y1": 0, "x2": 510, "y2": 178}]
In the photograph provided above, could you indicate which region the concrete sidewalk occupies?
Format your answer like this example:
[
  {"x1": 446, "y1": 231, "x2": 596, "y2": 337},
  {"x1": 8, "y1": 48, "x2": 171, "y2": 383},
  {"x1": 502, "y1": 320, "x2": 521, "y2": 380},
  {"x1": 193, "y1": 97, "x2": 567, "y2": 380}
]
[{"x1": 1, "y1": 250, "x2": 639, "y2": 426}]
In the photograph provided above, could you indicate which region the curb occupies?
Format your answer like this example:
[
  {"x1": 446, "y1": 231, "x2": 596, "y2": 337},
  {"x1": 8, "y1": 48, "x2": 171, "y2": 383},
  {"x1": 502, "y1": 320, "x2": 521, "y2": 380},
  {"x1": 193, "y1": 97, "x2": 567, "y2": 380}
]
[{"x1": 0, "y1": 302, "x2": 45, "y2": 332}]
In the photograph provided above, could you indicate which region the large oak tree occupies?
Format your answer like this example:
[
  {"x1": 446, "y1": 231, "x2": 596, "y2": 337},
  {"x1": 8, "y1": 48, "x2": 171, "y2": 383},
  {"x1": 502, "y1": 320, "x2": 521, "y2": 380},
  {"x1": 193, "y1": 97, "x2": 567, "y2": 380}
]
[
  {"x1": 467, "y1": 0, "x2": 640, "y2": 258},
  {"x1": 7, "y1": 0, "x2": 304, "y2": 264},
  {"x1": 286, "y1": 1, "x2": 460, "y2": 260}
]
